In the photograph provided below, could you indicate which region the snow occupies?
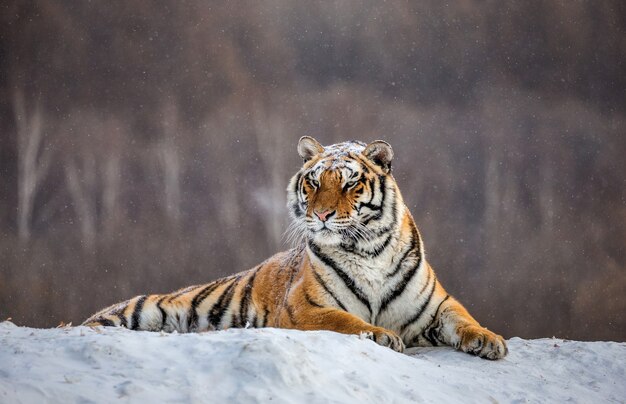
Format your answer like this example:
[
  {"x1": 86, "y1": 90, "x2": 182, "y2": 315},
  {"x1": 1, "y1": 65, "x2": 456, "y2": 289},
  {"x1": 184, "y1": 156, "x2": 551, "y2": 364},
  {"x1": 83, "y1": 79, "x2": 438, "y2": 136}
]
[{"x1": 0, "y1": 321, "x2": 624, "y2": 403}]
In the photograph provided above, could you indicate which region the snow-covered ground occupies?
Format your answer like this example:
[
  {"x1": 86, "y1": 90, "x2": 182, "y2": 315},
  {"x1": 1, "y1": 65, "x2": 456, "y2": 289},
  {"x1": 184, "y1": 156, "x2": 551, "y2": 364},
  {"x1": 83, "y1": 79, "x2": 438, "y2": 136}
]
[{"x1": 0, "y1": 321, "x2": 624, "y2": 403}]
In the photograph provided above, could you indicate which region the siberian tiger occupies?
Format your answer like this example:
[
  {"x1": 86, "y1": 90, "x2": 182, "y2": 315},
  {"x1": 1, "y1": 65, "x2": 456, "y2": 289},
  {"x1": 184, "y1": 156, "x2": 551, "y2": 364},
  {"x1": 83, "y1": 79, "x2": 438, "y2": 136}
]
[{"x1": 84, "y1": 137, "x2": 507, "y2": 359}]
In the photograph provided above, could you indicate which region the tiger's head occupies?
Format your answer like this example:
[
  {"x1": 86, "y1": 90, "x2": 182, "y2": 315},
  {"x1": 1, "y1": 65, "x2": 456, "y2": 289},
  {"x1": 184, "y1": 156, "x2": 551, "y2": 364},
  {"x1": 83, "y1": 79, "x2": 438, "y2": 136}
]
[{"x1": 286, "y1": 136, "x2": 402, "y2": 247}]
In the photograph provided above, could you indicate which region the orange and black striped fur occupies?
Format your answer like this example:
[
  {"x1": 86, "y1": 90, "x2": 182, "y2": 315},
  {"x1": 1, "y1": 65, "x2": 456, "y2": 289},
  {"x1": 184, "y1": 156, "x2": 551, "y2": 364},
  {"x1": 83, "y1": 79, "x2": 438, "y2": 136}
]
[{"x1": 84, "y1": 137, "x2": 507, "y2": 359}]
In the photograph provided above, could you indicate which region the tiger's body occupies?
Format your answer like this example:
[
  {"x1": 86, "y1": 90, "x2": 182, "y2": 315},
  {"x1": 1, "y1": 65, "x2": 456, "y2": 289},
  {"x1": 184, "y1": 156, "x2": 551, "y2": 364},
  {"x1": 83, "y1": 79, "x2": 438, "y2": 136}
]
[{"x1": 84, "y1": 137, "x2": 507, "y2": 359}]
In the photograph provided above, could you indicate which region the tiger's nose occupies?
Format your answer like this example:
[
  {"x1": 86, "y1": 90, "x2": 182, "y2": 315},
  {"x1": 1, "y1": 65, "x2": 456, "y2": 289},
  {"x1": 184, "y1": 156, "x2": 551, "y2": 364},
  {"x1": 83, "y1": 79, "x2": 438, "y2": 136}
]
[{"x1": 314, "y1": 209, "x2": 335, "y2": 222}]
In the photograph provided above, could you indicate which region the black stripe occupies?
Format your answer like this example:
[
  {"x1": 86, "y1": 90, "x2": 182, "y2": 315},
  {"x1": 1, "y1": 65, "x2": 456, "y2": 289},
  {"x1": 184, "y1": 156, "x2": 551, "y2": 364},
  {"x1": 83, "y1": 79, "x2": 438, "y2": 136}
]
[
  {"x1": 353, "y1": 154, "x2": 371, "y2": 174},
  {"x1": 400, "y1": 276, "x2": 437, "y2": 333},
  {"x1": 339, "y1": 241, "x2": 362, "y2": 257},
  {"x1": 367, "y1": 187, "x2": 400, "y2": 238},
  {"x1": 187, "y1": 279, "x2": 228, "y2": 330},
  {"x1": 386, "y1": 227, "x2": 418, "y2": 279},
  {"x1": 260, "y1": 306, "x2": 269, "y2": 327},
  {"x1": 309, "y1": 242, "x2": 371, "y2": 313},
  {"x1": 340, "y1": 233, "x2": 392, "y2": 258},
  {"x1": 359, "y1": 202, "x2": 382, "y2": 212},
  {"x1": 422, "y1": 327, "x2": 439, "y2": 346},
  {"x1": 112, "y1": 303, "x2": 129, "y2": 328},
  {"x1": 421, "y1": 294, "x2": 450, "y2": 332},
  {"x1": 427, "y1": 320, "x2": 444, "y2": 346},
  {"x1": 293, "y1": 172, "x2": 302, "y2": 198},
  {"x1": 369, "y1": 234, "x2": 392, "y2": 257},
  {"x1": 130, "y1": 295, "x2": 147, "y2": 330},
  {"x1": 378, "y1": 257, "x2": 424, "y2": 317},
  {"x1": 362, "y1": 176, "x2": 386, "y2": 225},
  {"x1": 292, "y1": 203, "x2": 304, "y2": 217},
  {"x1": 304, "y1": 290, "x2": 324, "y2": 308},
  {"x1": 292, "y1": 172, "x2": 305, "y2": 217},
  {"x1": 422, "y1": 295, "x2": 450, "y2": 345},
  {"x1": 231, "y1": 312, "x2": 239, "y2": 327},
  {"x1": 433, "y1": 295, "x2": 450, "y2": 318},
  {"x1": 312, "y1": 269, "x2": 347, "y2": 311},
  {"x1": 384, "y1": 181, "x2": 399, "y2": 230},
  {"x1": 208, "y1": 277, "x2": 240, "y2": 328},
  {"x1": 156, "y1": 296, "x2": 168, "y2": 330},
  {"x1": 238, "y1": 269, "x2": 259, "y2": 328},
  {"x1": 115, "y1": 311, "x2": 128, "y2": 328},
  {"x1": 363, "y1": 177, "x2": 378, "y2": 207},
  {"x1": 378, "y1": 176, "x2": 396, "y2": 227},
  {"x1": 345, "y1": 166, "x2": 355, "y2": 179},
  {"x1": 98, "y1": 318, "x2": 115, "y2": 327},
  {"x1": 298, "y1": 173, "x2": 308, "y2": 215},
  {"x1": 377, "y1": 225, "x2": 424, "y2": 317}
]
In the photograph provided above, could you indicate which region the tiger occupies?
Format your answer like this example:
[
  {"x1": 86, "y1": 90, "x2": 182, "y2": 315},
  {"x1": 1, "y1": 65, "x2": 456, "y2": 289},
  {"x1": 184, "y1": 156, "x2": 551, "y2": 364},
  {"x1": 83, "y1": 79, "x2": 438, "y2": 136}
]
[{"x1": 84, "y1": 136, "x2": 508, "y2": 359}]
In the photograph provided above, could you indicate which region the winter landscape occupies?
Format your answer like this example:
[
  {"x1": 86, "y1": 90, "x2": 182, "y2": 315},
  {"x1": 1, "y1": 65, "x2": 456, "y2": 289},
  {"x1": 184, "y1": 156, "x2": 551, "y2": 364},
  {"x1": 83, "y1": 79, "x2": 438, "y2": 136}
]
[
  {"x1": 0, "y1": 321, "x2": 624, "y2": 403},
  {"x1": 1, "y1": 2, "x2": 624, "y2": 403},
  {"x1": 2, "y1": 1, "x2": 624, "y2": 343}
]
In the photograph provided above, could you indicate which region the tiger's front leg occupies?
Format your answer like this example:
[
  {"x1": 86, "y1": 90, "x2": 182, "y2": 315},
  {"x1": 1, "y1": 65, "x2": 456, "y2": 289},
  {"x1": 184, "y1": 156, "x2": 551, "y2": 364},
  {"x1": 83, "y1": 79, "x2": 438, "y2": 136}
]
[
  {"x1": 429, "y1": 296, "x2": 508, "y2": 360},
  {"x1": 279, "y1": 302, "x2": 405, "y2": 353}
]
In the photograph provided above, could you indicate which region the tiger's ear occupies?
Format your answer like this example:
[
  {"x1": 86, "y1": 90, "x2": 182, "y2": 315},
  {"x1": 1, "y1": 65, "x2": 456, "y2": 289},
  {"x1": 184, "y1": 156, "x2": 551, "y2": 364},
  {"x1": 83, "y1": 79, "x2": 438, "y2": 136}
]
[
  {"x1": 298, "y1": 136, "x2": 324, "y2": 162},
  {"x1": 363, "y1": 140, "x2": 394, "y2": 173}
]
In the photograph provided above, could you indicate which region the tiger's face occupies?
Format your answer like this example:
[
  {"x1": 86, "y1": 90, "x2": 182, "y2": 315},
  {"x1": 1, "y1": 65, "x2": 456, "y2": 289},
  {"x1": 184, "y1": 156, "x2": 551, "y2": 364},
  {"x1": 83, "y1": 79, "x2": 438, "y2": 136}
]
[{"x1": 287, "y1": 137, "x2": 396, "y2": 246}]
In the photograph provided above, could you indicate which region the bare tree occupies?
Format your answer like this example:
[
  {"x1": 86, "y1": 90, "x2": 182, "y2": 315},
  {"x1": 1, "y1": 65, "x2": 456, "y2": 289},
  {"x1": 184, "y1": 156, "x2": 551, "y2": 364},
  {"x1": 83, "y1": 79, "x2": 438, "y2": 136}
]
[
  {"x1": 252, "y1": 104, "x2": 291, "y2": 248},
  {"x1": 65, "y1": 156, "x2": 97, "y2": 249},
  {"x1": 156, "y1": 103, "x2": 182, "y2": 224},
  {"x1": 100, "y1": 118, "x2": 126, "y2": 235},
  {"x1": 14, "y1": 90, "x2": 51, "y2": 242},
  {"x1": 102, "y1": 153, "x2": 122, "y2": 234},
  {"x1": 200, "y1": 105, "x2": 243, "y2": 231},
  {"x1": 57, "y1": 112, "x2": 128, "y2": 247}
]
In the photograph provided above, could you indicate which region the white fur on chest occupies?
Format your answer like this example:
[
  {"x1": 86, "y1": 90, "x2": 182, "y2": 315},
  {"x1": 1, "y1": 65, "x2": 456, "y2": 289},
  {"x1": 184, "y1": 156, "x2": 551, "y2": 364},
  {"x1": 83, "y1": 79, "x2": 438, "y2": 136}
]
[
  {"x1": 310, "y1": 242, "x2": 404, "y2": 321},
  {"x1": 332, "y1": 248, "x2": 394, "y2": 297}
]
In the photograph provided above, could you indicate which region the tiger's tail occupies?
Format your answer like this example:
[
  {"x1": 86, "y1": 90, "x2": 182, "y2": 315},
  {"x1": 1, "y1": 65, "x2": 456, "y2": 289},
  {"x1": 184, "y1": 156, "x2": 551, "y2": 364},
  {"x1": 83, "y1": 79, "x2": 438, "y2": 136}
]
[{"x1": 83, "y1": 293, "x2": 190, "y2": 332}]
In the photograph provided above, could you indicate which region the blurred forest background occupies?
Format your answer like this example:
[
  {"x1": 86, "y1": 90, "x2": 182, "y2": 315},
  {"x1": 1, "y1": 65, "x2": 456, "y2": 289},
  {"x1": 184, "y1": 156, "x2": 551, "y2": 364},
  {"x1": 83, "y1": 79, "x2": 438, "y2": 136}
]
[{"x1": 0, "y1": 1, "x2": 624, "y2": 341}]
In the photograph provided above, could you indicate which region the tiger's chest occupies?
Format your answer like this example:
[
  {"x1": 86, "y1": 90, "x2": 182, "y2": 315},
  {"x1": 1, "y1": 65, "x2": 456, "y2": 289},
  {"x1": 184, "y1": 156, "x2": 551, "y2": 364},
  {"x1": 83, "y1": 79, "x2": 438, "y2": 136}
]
[
  {"x1": 312, "y1": 244, "x2": 416, "y2": 325},
  {"x1": 332, "y1": 250, "x2": 390, "y2": 296}
]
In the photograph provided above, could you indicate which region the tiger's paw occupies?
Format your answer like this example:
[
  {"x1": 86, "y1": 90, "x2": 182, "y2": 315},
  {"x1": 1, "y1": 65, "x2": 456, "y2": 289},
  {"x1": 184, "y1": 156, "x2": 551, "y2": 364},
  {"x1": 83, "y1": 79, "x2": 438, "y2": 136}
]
[
  {"x1": 457, "y1": 325, "x2": 507, "y2": 360},
  {"x1": 363, "y1": 327, "x2": 405, "y2": 353}
]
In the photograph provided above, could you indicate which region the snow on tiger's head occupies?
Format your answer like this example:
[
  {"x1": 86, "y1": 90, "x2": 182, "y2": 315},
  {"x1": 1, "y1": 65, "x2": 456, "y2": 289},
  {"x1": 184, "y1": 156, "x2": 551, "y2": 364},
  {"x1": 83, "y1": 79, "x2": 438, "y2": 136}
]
[{"x1": 286, "y1": 136, "x2": 398, "y2": 247}]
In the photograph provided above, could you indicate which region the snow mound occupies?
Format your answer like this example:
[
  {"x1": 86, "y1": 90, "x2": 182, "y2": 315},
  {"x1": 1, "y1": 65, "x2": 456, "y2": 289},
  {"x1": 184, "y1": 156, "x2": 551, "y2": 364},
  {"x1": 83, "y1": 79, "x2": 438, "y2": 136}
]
[{"x1": 0, "y1": 321, "x2": 624, "y2": 403}]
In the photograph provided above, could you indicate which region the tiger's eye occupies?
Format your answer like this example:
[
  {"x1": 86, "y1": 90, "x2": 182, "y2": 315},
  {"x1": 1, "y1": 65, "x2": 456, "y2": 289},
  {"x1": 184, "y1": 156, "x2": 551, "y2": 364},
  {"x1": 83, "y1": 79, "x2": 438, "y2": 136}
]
[{"x1": 344, "y1": 179, "x2": 359, "y2": 191}]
